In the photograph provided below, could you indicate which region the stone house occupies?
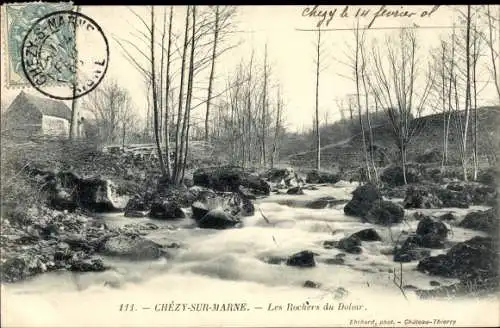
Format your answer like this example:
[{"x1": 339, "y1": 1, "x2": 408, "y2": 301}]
[{"x1": 3, "y1": 91, "x2": 88, "y2": 139}]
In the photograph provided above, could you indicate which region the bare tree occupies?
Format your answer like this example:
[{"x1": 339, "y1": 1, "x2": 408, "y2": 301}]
[
  {"x1": 82, "y1": 80, "x2": 134, "y2": 145},
  {"x1": 151, "y1": 6, "x2": 167, "y2": 177},
  {"x1": 172, "y1": 6, "x2": 190, "y2": 183},
  {"x1": 369, "y1": 29, "x2": 435, "y2": 184},
  {"x1": 353, "y1": 21, "x2": 371, "y2": 182},
  {"x1": 163, "y1": 6, "x2": 174, "y2": 179},
  {"x1": 204, "y1": 6, "x2": 220, "y2": 142},
  {"x1": 359, "y1": 28, "x2": 378, "y2": 183},
  {"x1": 180, "y1": 5, "x2": 197, "y2": 182},
  {"x1": 471, "y1": 8, "x2": 482, "y2": 180},
  {"x1": 445, "y1": 26, "x2": 457, "y2": 169},
  {"x1": 208, "y1": 47, "x2": 286, "y2": 168},
  {"x1": 429, "y1": 36, "x2": 453, "y2": 170},
  {"x1": 462, "y1": 5, "x2": 472, "y2": 181},
  {"x1": 323, "y1": 110, "x2": 330, "y2": 128}
]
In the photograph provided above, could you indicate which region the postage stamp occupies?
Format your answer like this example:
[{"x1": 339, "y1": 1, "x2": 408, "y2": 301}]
[
  {"x1": 21, "y1": 10, "x2": 109, "y2": 99},
  {"x1": 3, "y1": 2, "x2": 74, "y2": 88}
]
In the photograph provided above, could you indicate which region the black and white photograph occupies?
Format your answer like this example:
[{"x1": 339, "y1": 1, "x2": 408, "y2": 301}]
[{"x1": 1, "y1": 3, "x2": 499, "y2": 327}]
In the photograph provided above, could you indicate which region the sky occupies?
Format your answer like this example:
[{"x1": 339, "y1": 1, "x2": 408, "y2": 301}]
[{"x1": 1, "y1": 5, "x2": 499, "y2": 132}]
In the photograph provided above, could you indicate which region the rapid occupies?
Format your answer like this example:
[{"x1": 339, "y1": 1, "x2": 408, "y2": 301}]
[{"x1": 2, "y1": 182, "x2": 498, "y2": 327}]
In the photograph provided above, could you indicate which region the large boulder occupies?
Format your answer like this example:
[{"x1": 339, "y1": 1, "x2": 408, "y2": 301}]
[
  {"x1": 458, "y1": 208, "x2": 497, "y2": 233},
  {"x1": 188, "y1": 186, "x2": 217, "y2": 202},
  {"x1": 191, "y1": 201, "x2": 210, "y2": 221},
  {"x1": 306, "y1": 170, "x2": 340, "y2": 184},
  {"x1": 1, "y1": 254, "x2": 47, "y2": 283},
  {"x1": 364, "y1": 200, "x2": 405, "y2": 225},
  {"x1": 381, "y1": 165, "x2": 422, "y2": 187},
  {"x1": 403, "y1": 184, "x2": 443, "y2": 209},
  {"x1": 101, "y1": 235, "x2": 165, "y2": 260},
  {"x1": 417, "y1": 236, "x2": 498, "y2": 281},
  {"x1": 393, "y1": 235, "x2": 432, "y2": 262},
  {"x1": 351, "y1": 228, "x2": 382, "y2": 241},
  {"x1": 286, "y1": 250, "x2": 316, "y2": 267},
  {"x1": 336, "y1": 235, "x2": 362, "y2": 254},
  {"x1": 435, "y1": 188, "x2": 470, "y2": 208},
  {"x1": 124, "y1": 185, "x2": 217, "y2": 219},
  {"x1": 193, "y1": 166, "x2": 270, "y2": 195},
  {"x1": 238, "y1": 186, "x2": 257, "y2": 200},
  {"x1": 263, "y1": 167, "x2": 301, "y2": 188},
  {"x1": 190, "y1": 191, "x2": 254, "y2": 222},
  {"x1": 155, "y1": 183, "x2": 195, "y2": 207},
  {"x1": 404, "y1": 181, "x2": 497, "y2": 209},
  {"x1": 124, "y1": 195, "x2": 149, "y2": 218},
  {"x1": 69, "y1": 256, "x2": 106, "y2": 272},
  {"x1": 416, "y1": 216, "x2": 449, "y2": 242},
  {"x1": 198, "y1": 209, "x2": 241, "y2": 230},
  {"x1": 286, "y1": 186, "x2": 304, "y2": 195},
  {"x1": 45, "y1": 171, "x2": 123, "y2": 212},
  {"x1": 344, "y1": 183, "x2": 382, "y2": 217},
  {"x1": 76, "y1": 178, "x2": 123, "y2": 212},
  {"x1": 446, "y1": 182, "x2": 496, "y2": 206},
  {"x1": 394, "y1": 216, "x2": 449, "y2": 255},
  {"x1": 148, "y1": 199, "x2": 185, "y2": 220}
]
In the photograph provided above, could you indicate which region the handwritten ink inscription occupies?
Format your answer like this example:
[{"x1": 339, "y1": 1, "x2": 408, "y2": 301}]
[{"x1": 301, "y1": 5, "x2": 441, "y2": 28}]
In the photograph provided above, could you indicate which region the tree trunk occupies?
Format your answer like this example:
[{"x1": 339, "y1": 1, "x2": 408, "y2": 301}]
[
  {"x1": 401, "y1": 144, "x2": 407, "y2": 185},
  {"x1": 472, "y1": 21, "x2": 479, "y2": 181},
  {"x1": 151, "y1": 7, "x2": 167, "y2": 177},
  {"x1": 444, "y1": 25, "x2": 456, "y2": 172},
  {"x1": 261, "y1": 44, "x2": 268, "y2": 167},
  {"x1": 180, "y1": 6, "x2": 196, "y2": 182},
  {"x1": 271, "y1": 89, "x2": 281, "y2": 169},
  {"x1": 440, "y1": 42, "x2": 447, "y2": 170},
  {"x1": 315, "y1": 28, "x2": 321, "y2": 171},
  {"x1": 462, "y1": 5, "x2": 471, "y2": 182},
  {"x1": 205, "y1": 6, "x2": 219, "y2": 143},
  {"x1": 164, "y1": 6, "x2": 174, "y2": 180},
  {"x1": 355, "y1": 23, "x2": 371, "y2": 182},
  {"x1": 246, "y1": 52, "x2": 254, "y2": 166},
  {"x1": 173, "y1": 6, "x2": 190, "y2": 183},
  {"x1": 122, "y1": 122, "x2": 126, "y2": 149},
  {"x1": 69, "y1": 5, "x2": 81, "y2": 141}
]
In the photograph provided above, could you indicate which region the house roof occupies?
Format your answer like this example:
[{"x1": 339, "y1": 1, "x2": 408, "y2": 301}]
[{"x1": 11, "y1": 91, "x2": 72, "y2": 121}]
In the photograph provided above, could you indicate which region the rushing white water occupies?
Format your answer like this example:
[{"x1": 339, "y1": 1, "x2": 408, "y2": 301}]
[{"x1": 2, "y1": 182, "x2": 499, "y2": 327}]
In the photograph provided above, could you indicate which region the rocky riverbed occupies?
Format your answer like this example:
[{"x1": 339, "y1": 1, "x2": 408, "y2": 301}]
[{"x1": 1, "y1": 166, "x2": 499, "y2": 327}]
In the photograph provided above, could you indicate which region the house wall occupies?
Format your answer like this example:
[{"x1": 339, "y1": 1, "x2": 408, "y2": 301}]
[
  {"x1": 41, "y1": 115, "x2": 69, "y2": 137},
  {"x1": 3, "y1": 99, "x2": 42, "y2": 138}
]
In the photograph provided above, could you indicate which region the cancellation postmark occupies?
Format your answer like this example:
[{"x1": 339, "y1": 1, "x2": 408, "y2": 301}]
[{"x1": 21, "y1": 10, "x2": 109, "y2": 100}]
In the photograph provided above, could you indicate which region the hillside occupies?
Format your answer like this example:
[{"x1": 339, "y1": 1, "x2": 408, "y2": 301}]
[{"x1": 287, "y1": 106, "x2": 500, "y2": 170}]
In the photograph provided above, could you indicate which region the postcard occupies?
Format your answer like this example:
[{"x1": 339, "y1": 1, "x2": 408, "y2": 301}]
[{"x1": 1, "y1": 3, "x2": 499, "y2": 327}]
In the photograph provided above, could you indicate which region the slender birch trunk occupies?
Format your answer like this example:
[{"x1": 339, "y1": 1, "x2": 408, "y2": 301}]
[
  {"x1": 314, "y1": 28, "x2": 321, "y2": 171},
  {"x1": 151, "y1": 7, "x2": 167, "y2": 177},
  {"x1": 205, "y1": 6, "x2": 220, "y2": 142}
]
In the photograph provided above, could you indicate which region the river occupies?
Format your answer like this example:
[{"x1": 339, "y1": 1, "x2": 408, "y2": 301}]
[{"x1": 1, "y1": 182, "x2": 498, "y2": 327}]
